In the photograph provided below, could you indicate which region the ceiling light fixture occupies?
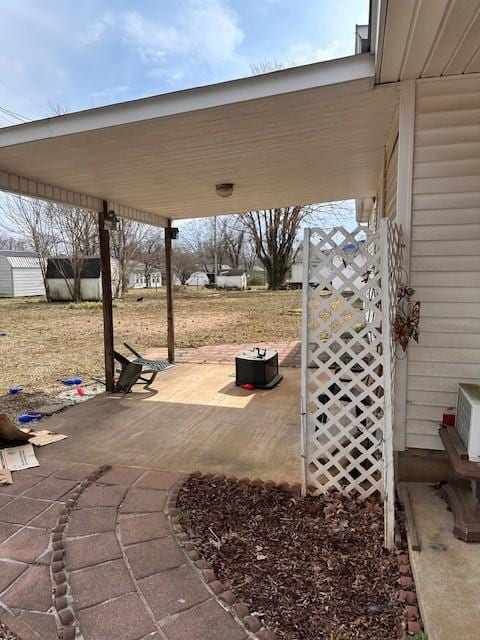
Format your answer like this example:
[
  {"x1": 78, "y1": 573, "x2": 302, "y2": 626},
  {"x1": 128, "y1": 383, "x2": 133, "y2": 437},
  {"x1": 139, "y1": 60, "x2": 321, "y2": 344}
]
[{"x1": 215, "y1": 182, "x2": 234, "y2": 198}]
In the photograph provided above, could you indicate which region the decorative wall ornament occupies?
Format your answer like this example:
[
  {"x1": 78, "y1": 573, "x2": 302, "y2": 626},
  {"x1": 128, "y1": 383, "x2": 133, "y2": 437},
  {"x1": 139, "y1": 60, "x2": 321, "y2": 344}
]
[{"x1": 393, "y1": 280, "x2": 420, "y2": 355}]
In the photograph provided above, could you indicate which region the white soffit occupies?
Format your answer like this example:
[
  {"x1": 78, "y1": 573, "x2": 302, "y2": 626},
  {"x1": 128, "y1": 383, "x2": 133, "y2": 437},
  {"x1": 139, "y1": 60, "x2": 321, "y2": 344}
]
[
  {"x1": 0, "y1": 54, "x2": 397, "y2": 222},
  {"x1": 377, "y1": 0, "x2": 480, "y2": 83}
]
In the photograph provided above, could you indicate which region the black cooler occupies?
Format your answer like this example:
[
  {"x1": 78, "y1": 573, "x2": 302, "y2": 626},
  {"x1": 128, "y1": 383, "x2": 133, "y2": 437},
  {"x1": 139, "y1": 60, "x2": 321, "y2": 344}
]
[{"x1": 235, "y1": 348, "x2": 283, "y2": 389}]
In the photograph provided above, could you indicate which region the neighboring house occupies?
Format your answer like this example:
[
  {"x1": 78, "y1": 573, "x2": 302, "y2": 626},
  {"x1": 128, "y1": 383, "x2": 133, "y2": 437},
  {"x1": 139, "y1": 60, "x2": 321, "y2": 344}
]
[
  {"x1": 289, "y1": 241, "x2": 366, "y2": 290},
  {"x1": 47, "y1": 256, "x2": 120, "y2": 301},
  {"x1": 128, "y1": 263, "x2": 163, "y2": 289},
  {"x1": 0, "y1": 250, "x2": 45, "y2": 298},
  {"x1": 185, "y1": 271, "x2": 210, "y2": 287},
  {"x1": 216, "y1": 269, "x2": 247, "y2": 290}
]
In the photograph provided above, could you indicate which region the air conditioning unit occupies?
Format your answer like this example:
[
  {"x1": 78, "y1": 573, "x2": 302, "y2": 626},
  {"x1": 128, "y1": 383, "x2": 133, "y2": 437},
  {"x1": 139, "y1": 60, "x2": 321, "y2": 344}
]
[{"x1": 456, "y1": 383, "x2": 480, "y2": 462}]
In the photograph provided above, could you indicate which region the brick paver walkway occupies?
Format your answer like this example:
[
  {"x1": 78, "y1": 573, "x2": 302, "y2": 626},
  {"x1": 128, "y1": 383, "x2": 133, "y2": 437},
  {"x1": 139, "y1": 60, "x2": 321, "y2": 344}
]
[
  {"x1": 146, "y1": 342, "x2": 301, "y2": 368},
  {"x1": 0, "y1": 462, "x2": 249, "y2": 640}
]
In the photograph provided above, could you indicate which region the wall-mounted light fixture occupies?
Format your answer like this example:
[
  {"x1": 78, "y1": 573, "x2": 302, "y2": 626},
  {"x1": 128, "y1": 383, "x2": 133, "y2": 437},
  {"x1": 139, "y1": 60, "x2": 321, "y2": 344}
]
[
  {"x1": 215, "y1": 183, "x2": 234, "y2": 198},
  {"x1": 104, "y1": 210, "x2": 120, "y2": 231},
  {"x1": 166, "y1": 227, "x2": 179, "y2": 240}
]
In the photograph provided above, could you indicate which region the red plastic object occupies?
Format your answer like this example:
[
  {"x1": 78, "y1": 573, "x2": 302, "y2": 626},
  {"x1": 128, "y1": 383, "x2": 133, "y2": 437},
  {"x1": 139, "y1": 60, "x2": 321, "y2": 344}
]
[
  {"x1": 241, "y1": 383, "x2": 255, "y2": 391},
  {"x1": 76, "y1": 386, "x2": 86, "y2": 396},
  {"x1": 442, "y1": 412, "x2": 455, "y2": 427}
]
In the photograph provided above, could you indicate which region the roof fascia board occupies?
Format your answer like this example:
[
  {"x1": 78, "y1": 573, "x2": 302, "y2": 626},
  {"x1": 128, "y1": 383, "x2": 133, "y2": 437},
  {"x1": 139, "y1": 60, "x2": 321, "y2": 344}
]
[
  {"x1": 0, "y1": 54, "x2": 374, "y2": 148},
  {"x1": 0, "y1": 169, "x2": 168, "y2": 228},
  {"x1": 373, "y1": 0, "x2": 388, "y2": 83}
]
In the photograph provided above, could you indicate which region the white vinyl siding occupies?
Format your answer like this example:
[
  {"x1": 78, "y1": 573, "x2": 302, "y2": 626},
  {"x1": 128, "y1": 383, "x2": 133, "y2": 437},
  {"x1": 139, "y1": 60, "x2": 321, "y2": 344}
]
[
  {"x1": 12, "y1": 268, "x2": 45, "y2": 297},
  {"x1": 406, "y1": 75, "x2": 480, "y2": 450}
]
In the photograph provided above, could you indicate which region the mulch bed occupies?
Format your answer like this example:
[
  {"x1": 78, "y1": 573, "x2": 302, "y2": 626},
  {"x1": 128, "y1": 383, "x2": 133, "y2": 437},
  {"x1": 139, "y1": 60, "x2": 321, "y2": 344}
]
[
  {"x1": 177, "y1": 475, "x2": 404, "y2": 640},
  {"x1": 0, "y1": 621, "x2": 19, "y2": 640}
]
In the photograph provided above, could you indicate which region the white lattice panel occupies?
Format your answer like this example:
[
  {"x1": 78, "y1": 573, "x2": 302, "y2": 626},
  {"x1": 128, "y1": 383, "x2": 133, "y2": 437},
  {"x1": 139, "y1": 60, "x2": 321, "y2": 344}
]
[
  {"x1": 380, "y1": 219, "x2": 403, "y2": 547},
  {"x1": 300, "y1": 222, "x2": 402, "y2": 546}
]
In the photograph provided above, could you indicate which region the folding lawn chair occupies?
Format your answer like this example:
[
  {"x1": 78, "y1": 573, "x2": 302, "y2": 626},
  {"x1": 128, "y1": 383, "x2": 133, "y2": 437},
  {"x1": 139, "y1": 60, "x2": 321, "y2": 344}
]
[
  {"x1": 122, "y1": 342, "x2": 174, "y2": 386},
  {"x1": 114, "y1": 351, "x2": 143, "y2": 393}
]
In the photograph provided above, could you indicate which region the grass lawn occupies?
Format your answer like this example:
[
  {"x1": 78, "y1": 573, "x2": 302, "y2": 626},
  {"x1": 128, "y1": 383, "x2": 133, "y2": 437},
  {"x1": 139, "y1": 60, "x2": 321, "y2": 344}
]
[{"x1": 0, "y1": 287, "x2": 301, "y2": 394}]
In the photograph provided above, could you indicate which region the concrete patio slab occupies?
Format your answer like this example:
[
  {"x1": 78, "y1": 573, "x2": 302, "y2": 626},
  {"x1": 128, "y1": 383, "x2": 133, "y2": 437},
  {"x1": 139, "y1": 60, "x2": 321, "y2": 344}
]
[
  {"x1": 147, "y1": 341, "x2": 301, "y2": 368},
  {"x1": 38, "y1": 363, "x2": 300, "y2": 485},
  {"x1": 407, "y1": 483, "x2": 480, "y2": 640}
]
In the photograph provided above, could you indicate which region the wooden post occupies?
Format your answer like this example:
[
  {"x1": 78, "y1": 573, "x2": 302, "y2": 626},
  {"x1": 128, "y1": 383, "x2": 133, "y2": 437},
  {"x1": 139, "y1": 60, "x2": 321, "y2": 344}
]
[
  {"x1": 99, "y1": 201, "x2": 115, "y2": 392},
  {"x1": 380, "y1": 218, "x2": 395, "y2": 550},
  {"x1": 165, "y1": 219, "x2": 175, "y2": 363}
]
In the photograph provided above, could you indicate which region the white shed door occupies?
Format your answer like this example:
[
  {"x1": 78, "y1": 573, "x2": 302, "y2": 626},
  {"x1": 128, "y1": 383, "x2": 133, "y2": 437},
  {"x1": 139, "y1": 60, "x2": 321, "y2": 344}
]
[{"x1": 12, "y1": 268, "x2": 45, "y2": 297}]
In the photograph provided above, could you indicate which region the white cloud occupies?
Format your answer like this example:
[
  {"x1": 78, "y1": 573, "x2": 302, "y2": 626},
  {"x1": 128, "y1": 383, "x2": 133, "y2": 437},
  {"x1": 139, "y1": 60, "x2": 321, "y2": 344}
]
[
  {"x1": 147, "y1": 67, "x2": 186, "y2": 85},
  {"x1": 91, "y1": 84, "x2": 133, "y2": 104},
  {"x1": 82, "y1": 1, "x2": 244, "y2": 68},
  {"x1": 120, "y1": 11, "x2": 180, "y2": 62},
  {"x1": 79, "y1": 12, "x2": 116, "y2": 46},
  {"x1": 286, "y1": 40, "x2": 350, "y2": 66}
]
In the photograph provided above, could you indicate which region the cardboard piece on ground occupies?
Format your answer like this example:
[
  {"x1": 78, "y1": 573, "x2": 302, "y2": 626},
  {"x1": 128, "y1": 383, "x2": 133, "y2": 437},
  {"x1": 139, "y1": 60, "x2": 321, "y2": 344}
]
[
  {"x1": 0, "y1": 469, "x2": 12, "y2": 485},
  {"x1": 28, "y1": 430, "x2": 68, "y2": 447},
  {"x1": 0, "y1": 413, "x2": 31, "y2": 443},
  {"x1": 0, "y1": 443, "x2": 39, "y2": 471}
]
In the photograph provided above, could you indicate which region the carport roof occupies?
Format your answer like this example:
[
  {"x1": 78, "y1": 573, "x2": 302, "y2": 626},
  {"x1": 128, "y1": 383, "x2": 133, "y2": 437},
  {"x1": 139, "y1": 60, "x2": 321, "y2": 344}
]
[{"x1": 0, "y1": 53, "x2": 397, "y2": 227}]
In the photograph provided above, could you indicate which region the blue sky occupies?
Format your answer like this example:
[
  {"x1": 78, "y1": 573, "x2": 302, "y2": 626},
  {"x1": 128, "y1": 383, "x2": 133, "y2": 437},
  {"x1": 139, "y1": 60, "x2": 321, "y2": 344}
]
[{"x1": 0, "y1": 0, "x2": 369, "y2": 124}]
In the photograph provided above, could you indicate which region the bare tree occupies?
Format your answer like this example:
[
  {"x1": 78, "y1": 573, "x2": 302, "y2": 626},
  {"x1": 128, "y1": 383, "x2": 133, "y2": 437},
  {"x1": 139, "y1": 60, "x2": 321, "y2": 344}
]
[
  {"x1": 241, "y1": 207, "x2": 304, "y2": 289},
  {"x1": 240, "y1": 238, "x2": 257, "y2": 274},
  {"x1": 220, "y1": 217, "x2": 246, "y2": 269},
  {"x1": 0, "y1": 194, "x2": 54, "y2": 298},
  {"x1": 0, "y1": 232, "x2": 28, "y2": 251},
  {"x1": 111, "y1": 219, "x2": 150, "y2": 297},
  {"x1": 241, "y1": 202, "x2": 353, "y2": 289},
  {"x1": 172, "y1": 247, "x2": 198, "y2": 284},
  {"x1": 180, "y1": 215, "x2": 252, "y2": 273},
  {"x1": 137, "y1": 229, "x2": 164, "y2": 287},
  {"x1": 180, "y1": 219, "x2": 223, "y2": 272},
  {"x1": 250, "y1": 59, "x2": 295, "y2": 75},
  {"x1": 47, "y1": 205, "x2": 98, "y2": 302}
]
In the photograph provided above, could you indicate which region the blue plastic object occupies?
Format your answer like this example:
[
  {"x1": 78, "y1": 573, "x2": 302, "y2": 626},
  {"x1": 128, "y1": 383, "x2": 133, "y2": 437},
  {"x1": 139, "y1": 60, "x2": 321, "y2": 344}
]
[
  {"x1": 9, "y1": 386, "x2": 23, "y2": 394},
  {"x1": 18, "y1": 413, "x2": 42, "y2": 423},
  {"x1": 62, "y1": 377, "x2": 83, "y2": 386},
  {"x1": 0, "y1": 332, "x2": 6, "y2": 337}
]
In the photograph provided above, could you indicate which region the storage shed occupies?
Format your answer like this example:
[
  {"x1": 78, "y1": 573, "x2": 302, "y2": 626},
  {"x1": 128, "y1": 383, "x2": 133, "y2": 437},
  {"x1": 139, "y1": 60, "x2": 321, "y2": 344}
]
[
  {"x1": 0, "y1": 250, "x2": 45, "y2": 298},
  {"x1": 216, "y1": 269, "x2": 247, "y2": 290},
  {"x1": 185, "y1": 271, "x2": 210, "y2": 287},
  {"x1": 47, "y1": 256, "x2": 119, "y2": 301}
]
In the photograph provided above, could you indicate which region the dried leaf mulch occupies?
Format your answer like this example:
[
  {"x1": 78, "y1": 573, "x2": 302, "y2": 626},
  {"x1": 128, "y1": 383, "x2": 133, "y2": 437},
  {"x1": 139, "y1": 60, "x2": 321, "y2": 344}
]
[
  {"x1": 177, "y1": 475, "x2": 403, "y2": 640},
  {"x1": 0, "y1": 621, "x2": 20, "y2": 640}
]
